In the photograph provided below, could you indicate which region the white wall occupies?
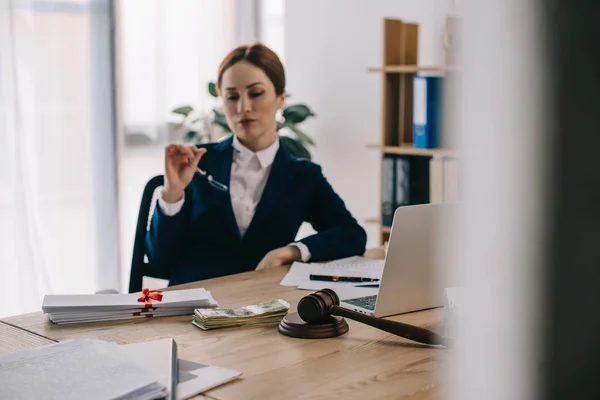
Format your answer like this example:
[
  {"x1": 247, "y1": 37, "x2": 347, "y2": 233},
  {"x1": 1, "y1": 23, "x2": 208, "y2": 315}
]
[{"x1": 284, "y1": 0, "x2": 455, "y2": 247}]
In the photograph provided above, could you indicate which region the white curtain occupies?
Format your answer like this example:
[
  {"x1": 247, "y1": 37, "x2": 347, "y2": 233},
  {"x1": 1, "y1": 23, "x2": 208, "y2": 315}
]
[{"x1": 0, "y1": 0, "x2": 119, "y2": 318}]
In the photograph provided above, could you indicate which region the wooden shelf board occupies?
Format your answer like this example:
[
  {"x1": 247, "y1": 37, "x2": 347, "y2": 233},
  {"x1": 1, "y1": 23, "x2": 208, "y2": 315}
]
[
  {"x1": 381, "y1": 226, "x2": 392, "y2": 234},
  {"x1": 365, "y1": 217, "x2": 380, "y2": 224},
  {"x1": 367, "y1": 144, "x2": 456, "y2": 158},
  {"x1": 367, "y1": 65, "x2": 461, "y2": 74}
]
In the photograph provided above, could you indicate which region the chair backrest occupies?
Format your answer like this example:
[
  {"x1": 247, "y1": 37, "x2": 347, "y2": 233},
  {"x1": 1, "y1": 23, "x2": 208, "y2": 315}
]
[{"x1": 128, "y1": 174, "x2": 167, "y2": 293}]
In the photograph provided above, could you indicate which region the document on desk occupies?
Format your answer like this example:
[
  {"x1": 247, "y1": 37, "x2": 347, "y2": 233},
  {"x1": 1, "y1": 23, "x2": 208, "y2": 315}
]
[
  {"x1": 120, "y1": 339, "x2": 242, "y2": 400},
  {"x1": 0, "y1": 338, "x2": 241, "y2": 400},
  {"x1": 0, "y1": 339, "x2": 166, "y2": 400},
  {"x1": 280, "y1": 256, "x2": 385, "y2": 290},
  {"x1": 177, "y1": 359, "x2": 242, "y2": 400},
  {"x1": 42, "y1": 287, "x2": 219, "y2": 324}
]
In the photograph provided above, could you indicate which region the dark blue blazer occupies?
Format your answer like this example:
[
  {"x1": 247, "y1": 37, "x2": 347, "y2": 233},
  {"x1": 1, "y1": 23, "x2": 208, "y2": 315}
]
[{"x1": 145, "y1": 136, "x2": 367, "y2": 286}]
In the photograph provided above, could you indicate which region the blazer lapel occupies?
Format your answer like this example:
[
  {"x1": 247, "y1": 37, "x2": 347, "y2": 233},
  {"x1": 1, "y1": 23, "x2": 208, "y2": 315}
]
[
  {"x1": 207, "y1": 136, "x2": 242, "y2": 241},
  {"x1": 244, "y1": 142, "x2": 296, "y2": 240}
]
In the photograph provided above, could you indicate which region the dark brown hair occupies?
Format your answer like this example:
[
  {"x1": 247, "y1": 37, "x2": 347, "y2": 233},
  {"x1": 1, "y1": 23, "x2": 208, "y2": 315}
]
[{"x1": 216, "y1": 42, "x2": 286, "y2": 96}]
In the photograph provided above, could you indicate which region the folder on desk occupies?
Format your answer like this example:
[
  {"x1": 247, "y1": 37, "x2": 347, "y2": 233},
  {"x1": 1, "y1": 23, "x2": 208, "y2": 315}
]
[
  {"x1": 119, "y1": 338, "x2": 178, "y2": 400},
  {"x1": 413, "y1": 75, "x2": 444, "y2": 149},
  {"x1": 0, "y1": 337, "x2": 241, "y2": 400}
]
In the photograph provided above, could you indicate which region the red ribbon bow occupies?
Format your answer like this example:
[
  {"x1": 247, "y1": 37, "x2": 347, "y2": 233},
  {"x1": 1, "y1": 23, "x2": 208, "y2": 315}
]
[{"x1": 137, "y1": 288, "x2": 163, "y2": 307}]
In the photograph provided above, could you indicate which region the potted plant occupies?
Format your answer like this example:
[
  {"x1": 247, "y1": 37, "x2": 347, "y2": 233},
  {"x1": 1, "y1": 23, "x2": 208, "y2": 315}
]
[{"x1": 171, "y1": 82, "x2": 316, "y2": 159}]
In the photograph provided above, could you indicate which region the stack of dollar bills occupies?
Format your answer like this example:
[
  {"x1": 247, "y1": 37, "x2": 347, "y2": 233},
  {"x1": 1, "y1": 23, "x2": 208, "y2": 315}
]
[{"x1": 192, "y1": 299, "x2": 290, "y2": 330}]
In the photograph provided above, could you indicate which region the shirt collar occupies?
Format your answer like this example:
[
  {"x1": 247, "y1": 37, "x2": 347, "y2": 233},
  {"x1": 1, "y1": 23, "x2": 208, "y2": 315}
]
[{"x1": 232, "y1": 135, "x2": 279, "y2": 169}]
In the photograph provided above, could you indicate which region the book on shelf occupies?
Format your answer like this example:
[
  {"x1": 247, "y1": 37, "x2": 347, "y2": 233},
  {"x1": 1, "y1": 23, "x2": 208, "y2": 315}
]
[{"x1": 381, "y1": 155, "x2": 430, "y2": 227}]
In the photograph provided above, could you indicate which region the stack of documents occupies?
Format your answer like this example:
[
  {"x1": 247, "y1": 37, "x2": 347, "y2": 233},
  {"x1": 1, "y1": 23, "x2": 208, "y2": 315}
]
[
  {"x1": 192, "y1": 299, "x2": 290, "y2": 330},
  {"x1": 0, "y1": 338, "x2": 241, "y2": 400},
  {"x1": 42, "y1": 288, "x2": 219, "y2": 324}
]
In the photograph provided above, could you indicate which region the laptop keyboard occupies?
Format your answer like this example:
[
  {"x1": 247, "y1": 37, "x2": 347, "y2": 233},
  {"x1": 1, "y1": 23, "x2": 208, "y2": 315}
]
[{"x1": 343, "y1": 295, "x2": 378, "y2": 311}]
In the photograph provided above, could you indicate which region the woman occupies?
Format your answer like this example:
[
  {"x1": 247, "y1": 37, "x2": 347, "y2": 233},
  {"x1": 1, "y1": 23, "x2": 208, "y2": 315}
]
[{"x1": 146, "y1": 42, "x2": 367, "y2": 286}]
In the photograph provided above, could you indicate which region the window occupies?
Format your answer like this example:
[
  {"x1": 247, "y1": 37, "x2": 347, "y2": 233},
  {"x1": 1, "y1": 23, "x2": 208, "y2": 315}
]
[
  {"x1": 259, "y1": 0, "x2": 285, "y2": 62},
  {"x1": 1, "y1": 0, "x2": 118, "y2": 317}
]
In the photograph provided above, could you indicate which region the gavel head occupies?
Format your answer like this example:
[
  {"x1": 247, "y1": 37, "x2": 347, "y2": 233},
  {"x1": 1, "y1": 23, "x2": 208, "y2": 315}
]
[{"x1": 297, "y1": 288, "x2": 340, "y2": 323}]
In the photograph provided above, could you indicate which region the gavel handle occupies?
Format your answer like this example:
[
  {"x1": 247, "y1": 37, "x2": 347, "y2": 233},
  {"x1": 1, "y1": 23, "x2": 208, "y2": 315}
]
[{"x1": 330, "y1": 305, "x2": 449, "y2": 346}]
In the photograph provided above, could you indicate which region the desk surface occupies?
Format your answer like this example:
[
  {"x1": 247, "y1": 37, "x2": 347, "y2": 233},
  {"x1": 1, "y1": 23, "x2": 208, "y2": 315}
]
[{"x1": 2, "y1": 263, "x2": 446, "y2": 400}]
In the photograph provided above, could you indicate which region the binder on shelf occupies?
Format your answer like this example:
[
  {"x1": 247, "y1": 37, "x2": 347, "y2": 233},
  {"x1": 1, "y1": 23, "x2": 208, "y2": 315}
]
[
  {"x1": 395, "y1": 156, "x2": 411, "y2": 209},
  {"x1": 413, "y1": 75, "x2": 445, "y2": 149},
  {"x1": 381, "y1": 155, "x2": 430, "y2": 228},
  {"x1": 381, "y1": 155, "x2": 395, "y2": 227},
  {"x1": 408, "y1": 156, "x2": 430, "y2": 205}
]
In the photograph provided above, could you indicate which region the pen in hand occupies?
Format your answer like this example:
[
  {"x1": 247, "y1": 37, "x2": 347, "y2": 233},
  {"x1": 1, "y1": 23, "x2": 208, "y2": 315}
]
[{"x1": 196, "y1": 167, "x2": 228, "y2": 191}]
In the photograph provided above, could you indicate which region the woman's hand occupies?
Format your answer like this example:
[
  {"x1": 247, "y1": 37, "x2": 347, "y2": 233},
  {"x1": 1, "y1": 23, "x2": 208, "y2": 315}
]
[
  {"x1": 255, "y1": 246, "x2": 302, "y2": 270},
  {"x1": 163, "y1": 144, "x2": 207, "y2": 203}
]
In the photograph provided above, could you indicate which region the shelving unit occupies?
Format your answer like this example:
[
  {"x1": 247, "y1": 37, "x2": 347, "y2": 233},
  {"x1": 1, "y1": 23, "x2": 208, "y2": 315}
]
[
  {"x1": 366, "y1": 18, "x2": 461, "y2": 246},
  {"x1": 368, "y1": 144, "x2": 456, "y2": 158},
  {"x1": 367, "y1": 65, "x2": 460, "y2": 73}
]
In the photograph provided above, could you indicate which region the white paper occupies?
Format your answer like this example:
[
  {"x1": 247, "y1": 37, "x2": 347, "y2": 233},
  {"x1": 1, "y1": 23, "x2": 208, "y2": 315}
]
[
  {"x1": 176, "y1": 359, "x2": 241, "y2": 400},
  {"x1": 310, "y1": 261, "x2": 383, "y2": 280},
  {"x1": 42, "y1": 288, "x2": 217, "y2": 311},
  {"x1": 42, "y1": 288, "x2": 218, "y2": 324},
  {"x1": 296, "y1": 280, "x2": 358, "y2": 291},
  {"x1": 109, "y1": 339, "x2": 241, "y2": 400},
  {"x1": 279, "y1": 262, "x2": 310, "y2": 286},
  {"x1": 47, "y1": 308, "x2": 195, "y2": 324},
  {"x1": 320, "y1": 256, "x2": 375, "y2": 265},
  {"x1": 280, "y1": 257, "x2": 385, "y2": 288},
  {"x1": 0, "y1": 340, "x2": 165, "y2": 400}
]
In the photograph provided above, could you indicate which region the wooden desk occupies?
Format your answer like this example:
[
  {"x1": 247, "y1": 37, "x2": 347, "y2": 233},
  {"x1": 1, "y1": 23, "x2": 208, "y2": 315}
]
[
  {"x1": 2, "y1": 265, "x2": 446, "y2": 400},
  {"x1": 0, "y1": 321, "x2": 55, "y2": 355}
]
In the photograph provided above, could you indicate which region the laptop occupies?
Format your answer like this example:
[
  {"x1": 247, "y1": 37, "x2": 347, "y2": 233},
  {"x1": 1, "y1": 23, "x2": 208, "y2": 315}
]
[{"x1": 340, "y1": 202, "x2": 462, "y2": 317}]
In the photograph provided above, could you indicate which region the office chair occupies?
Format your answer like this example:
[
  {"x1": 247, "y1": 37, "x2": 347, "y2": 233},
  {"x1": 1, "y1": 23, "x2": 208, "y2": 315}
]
[{"x1": 128, "y1": 174, "x2": 170, "y2": 293}]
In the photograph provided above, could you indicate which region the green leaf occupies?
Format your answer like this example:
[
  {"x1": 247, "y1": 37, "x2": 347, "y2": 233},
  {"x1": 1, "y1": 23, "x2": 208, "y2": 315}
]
[
  {"x1": 285, "y1": 122, "x2": 315, "y2": 146},
  {"x1": 208, "y1": 82, "x2": 218, "y2": 98},
  {"x1": 172, "y1": 105, "x2": 194, "y2": 116},
  {"x1": 212, "y1": 108, "x2": 232, "y2": 132},
  {"x1": 276, "y1": 121, "x2": 286, "y2": 131},
  {"x1": 184, "y1": 130, "x2": 199, "y2": 142},
  {"x1": 280, "y1": 136, "x2": 311, "y2": 160},
  {"x1": 282, "y1": 104, "x2": 315, "y2": 124}
]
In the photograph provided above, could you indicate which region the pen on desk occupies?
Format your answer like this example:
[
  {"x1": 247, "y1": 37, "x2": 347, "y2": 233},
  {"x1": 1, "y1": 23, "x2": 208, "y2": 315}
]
[
  {"x1": 309, "y1": 274, "x2": 380, "y2": 283},
  {"x1": 354, "y1": 283, "x2": 380, "y2": 288}
]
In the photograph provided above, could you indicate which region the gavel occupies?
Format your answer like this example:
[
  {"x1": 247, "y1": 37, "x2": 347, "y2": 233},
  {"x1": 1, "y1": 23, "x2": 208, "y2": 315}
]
[{"x1": 296, "y1": 288, "x2": 450, "y2": 347}]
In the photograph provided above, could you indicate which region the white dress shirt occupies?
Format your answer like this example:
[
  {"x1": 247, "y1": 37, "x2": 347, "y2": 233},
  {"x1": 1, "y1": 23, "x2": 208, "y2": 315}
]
[{"x1": 158, "y1": 136, "x2": 311, "y2": 262}]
